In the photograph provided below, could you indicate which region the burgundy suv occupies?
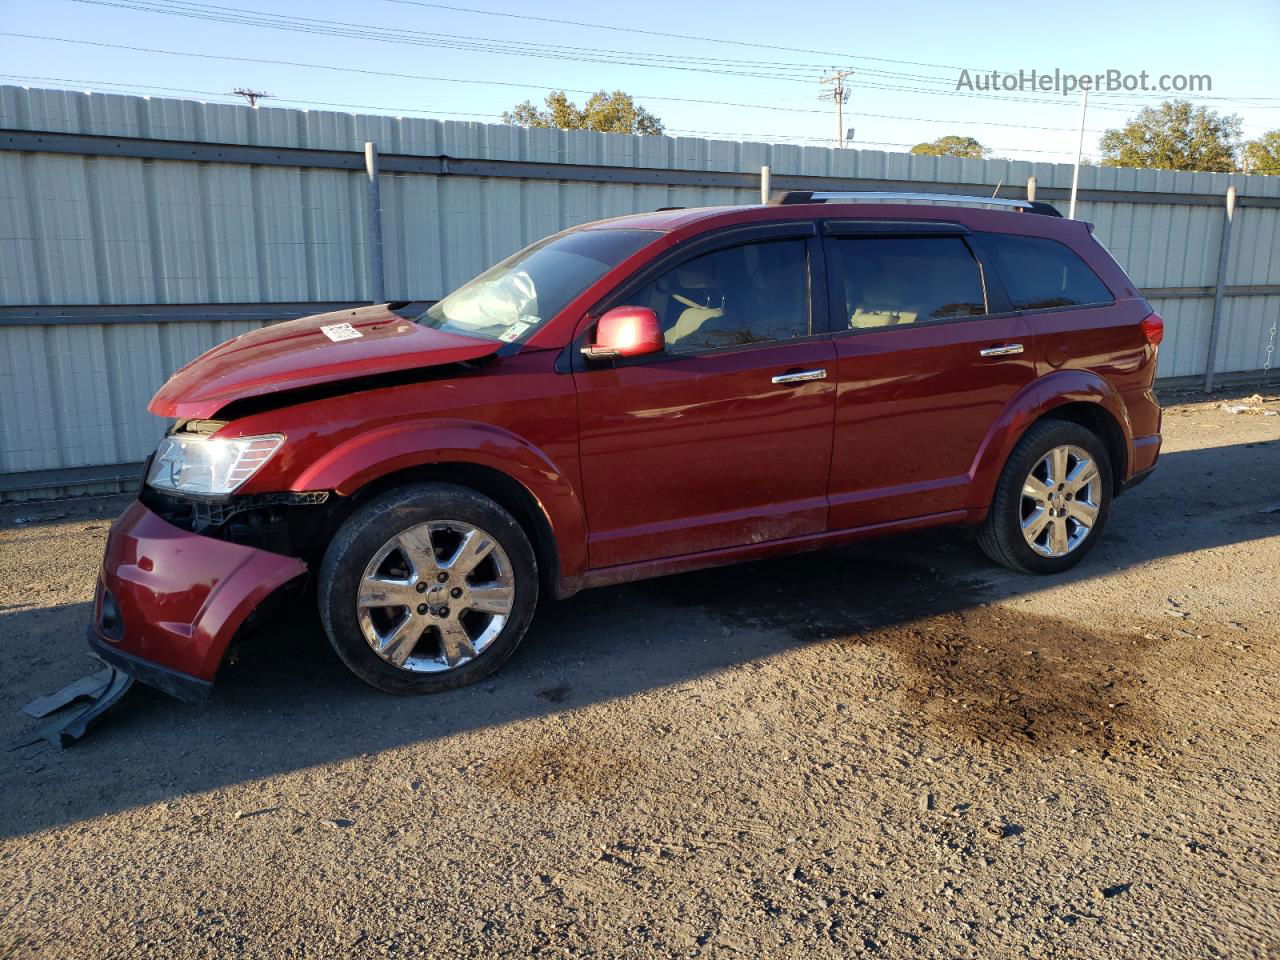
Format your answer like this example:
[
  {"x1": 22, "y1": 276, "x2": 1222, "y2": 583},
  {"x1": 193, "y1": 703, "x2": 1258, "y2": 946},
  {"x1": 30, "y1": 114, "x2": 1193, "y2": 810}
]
[{"x1": 90, "y1": 192, "x2": 1163, "y2": 699}]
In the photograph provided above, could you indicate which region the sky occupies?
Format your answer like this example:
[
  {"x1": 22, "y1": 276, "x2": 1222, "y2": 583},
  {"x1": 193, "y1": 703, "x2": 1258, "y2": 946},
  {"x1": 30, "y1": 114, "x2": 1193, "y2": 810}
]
[{"x1": 1, "y1": 0, "x2": 1278, "y2": 165}]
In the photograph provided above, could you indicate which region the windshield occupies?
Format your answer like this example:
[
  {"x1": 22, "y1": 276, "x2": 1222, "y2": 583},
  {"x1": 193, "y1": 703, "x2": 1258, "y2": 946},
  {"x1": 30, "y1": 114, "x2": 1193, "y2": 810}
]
[{"x1": 419, "y1": 228, "x2": 658, "y2": 343}]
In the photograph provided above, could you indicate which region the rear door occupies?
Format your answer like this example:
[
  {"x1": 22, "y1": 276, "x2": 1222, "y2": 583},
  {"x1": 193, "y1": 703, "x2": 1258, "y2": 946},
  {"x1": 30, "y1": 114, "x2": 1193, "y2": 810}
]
[
  {"x1": 973, "y1": 230, "x2": 1132, "y2": 377},
  {"x1": 823, "y1": 223, "x2": 1035, "y2": 529},
  {"x1": 573, "y1": 225, "x2": 837, "y2": 568},
  {"x1": 974, "y1": 229, "x2": 1161, "y2": 449}
]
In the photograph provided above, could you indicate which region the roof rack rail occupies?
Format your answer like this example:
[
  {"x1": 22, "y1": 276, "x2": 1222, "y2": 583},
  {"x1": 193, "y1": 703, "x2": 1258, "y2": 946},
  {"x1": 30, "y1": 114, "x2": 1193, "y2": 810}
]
[{"x1": 768, "y1": 190, "x2": 1063, "y2": 217}]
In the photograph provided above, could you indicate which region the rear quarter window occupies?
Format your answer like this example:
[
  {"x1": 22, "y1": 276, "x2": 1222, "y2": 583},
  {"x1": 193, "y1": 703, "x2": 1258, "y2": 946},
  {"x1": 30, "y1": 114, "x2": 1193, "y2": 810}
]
[{"x1": 977, "y1": 232, "x2": 1114, "y2": 311}]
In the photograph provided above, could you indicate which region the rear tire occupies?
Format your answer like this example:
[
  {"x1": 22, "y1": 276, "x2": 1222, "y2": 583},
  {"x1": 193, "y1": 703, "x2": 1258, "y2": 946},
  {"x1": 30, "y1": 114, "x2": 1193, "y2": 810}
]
[
  {"x1": 318, "y1": 483, "x2": 538, "y2": 694},
  {"x1": 977, "y1": 419, "x2": 1113, "y2": 575}
]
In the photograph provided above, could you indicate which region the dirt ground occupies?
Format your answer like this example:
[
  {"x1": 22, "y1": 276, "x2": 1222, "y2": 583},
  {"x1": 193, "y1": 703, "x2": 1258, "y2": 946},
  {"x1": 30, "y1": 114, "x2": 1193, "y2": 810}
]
[{"x1": 1, "y1": 392, "x2": 1278, "y2": 959}]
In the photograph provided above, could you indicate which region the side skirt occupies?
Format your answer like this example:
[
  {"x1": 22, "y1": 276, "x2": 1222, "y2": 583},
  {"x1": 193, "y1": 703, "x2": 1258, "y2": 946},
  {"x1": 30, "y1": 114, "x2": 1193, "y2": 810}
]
[{"x1": 557, "y1": 508, "x2": 973, "y2": 596}]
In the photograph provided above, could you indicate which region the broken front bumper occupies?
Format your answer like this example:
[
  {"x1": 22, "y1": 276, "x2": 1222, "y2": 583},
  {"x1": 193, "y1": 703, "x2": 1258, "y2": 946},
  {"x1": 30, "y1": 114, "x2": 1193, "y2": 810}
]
[{"x1": 88, "y1": 501, "x2": 307, "y2": 702}]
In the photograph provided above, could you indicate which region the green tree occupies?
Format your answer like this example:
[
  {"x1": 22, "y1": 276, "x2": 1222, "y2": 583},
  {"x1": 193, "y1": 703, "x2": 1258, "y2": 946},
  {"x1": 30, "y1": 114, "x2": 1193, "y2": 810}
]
[
  {"x1": 1242, "y1": 130, "x2": 1280, "y2": 175},
  {"x1": 1099, "y1": 100, "x2": 1241, "y2": 172},
  {"x1": 909, "y1": 135, "x2": 989, "y2": 158},
  {"x1": 503, "y1": 90, "x2": 664, "y2": 136}
]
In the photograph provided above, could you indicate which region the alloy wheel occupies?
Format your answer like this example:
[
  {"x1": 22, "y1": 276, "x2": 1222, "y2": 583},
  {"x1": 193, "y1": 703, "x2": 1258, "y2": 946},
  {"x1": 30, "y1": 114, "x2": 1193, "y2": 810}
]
[
  {"x1": 356, "y1": 520, "x2": 515, "y2": 673},
  {"x1": 1019, "y1": 444, "x2": 1101, "y2": 558}
]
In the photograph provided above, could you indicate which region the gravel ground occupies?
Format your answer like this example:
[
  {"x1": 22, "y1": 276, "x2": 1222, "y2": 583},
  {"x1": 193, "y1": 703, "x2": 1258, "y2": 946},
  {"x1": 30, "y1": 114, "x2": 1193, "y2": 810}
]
[{"x1": 1, "y1": 392, "x2": 1278, "y2": 959}]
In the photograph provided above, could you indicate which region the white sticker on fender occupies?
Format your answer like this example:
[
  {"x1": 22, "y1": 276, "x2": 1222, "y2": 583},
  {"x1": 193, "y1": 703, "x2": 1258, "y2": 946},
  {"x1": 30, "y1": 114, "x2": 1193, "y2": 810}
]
[{"x1": 321, "y1": 322, "x2": 363, "y2": 342}]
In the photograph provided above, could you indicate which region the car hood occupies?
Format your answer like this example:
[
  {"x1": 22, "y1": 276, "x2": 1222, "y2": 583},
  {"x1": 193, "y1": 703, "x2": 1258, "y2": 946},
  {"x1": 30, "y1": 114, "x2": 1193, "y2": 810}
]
[{"x1": 150, "y1": 305, "x2": 499, "y2": 420}]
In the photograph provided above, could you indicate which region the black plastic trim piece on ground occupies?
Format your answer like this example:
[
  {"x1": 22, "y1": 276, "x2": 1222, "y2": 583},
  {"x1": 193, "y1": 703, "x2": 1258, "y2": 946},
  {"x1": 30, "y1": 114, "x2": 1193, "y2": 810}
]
[{"x1": 7, "y1": 659, "x2": 135, "y2": 750}]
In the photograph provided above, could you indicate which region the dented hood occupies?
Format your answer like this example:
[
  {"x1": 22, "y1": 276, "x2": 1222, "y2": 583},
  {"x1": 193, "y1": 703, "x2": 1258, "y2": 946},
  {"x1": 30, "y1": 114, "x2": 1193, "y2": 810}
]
[{"x1": 150, "y1": 305, "x2": 498, "y2": 419}]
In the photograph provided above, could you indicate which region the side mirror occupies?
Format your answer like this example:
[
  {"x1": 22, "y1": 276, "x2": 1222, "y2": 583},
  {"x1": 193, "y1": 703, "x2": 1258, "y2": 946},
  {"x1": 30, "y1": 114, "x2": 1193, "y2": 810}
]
[{"x1": 581, "y1": 306, "x2": 664, "y2": 361}]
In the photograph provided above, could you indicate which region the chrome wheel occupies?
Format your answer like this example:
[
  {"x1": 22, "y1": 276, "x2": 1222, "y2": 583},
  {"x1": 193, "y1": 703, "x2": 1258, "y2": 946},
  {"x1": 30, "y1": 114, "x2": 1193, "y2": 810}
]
[
  {"x1": 1019, "y1": 444, "x2": 1101, "y2": 558},
  {"x1": 356, "y1": 520, "x2": 515, "y2": 673}
]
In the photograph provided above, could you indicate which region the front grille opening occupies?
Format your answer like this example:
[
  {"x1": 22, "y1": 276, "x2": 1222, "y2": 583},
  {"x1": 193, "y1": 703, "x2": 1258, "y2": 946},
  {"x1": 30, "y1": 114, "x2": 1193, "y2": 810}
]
[{"x1": 138, "y1": 487, "x2": 336, "y2": 557}]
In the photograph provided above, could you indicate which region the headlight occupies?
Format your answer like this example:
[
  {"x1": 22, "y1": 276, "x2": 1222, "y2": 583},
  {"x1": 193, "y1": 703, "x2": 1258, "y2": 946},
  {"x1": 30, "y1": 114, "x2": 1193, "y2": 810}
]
[{"x1": 146, "y1": 433, "x2": 284, "y2": 496}]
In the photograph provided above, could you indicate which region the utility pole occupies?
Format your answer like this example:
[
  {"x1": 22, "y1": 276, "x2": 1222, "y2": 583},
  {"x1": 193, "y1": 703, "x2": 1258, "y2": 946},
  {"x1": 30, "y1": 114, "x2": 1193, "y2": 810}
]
[
  {"x1": 819, "y1": 69, "x2": 853, "y2": 149},
  {"x1": 1068, "y1": 87, "x2": 1089, "y2": 219},
  {"x1": 230, "y1": 88, "x2": 272, "y2": 107}
]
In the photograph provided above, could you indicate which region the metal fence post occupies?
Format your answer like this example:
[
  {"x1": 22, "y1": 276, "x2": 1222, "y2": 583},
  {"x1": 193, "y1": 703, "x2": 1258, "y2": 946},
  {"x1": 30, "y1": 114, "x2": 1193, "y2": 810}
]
[
  {"x1": 364, "y1": 141, "x2": 386, "y2": 304},
  {"x1": 1204, "y1": 186, "x2": 1238, "y2": 393},
  {"x1": 760, "y1": 165, "x2": 771, "y2": 204}
]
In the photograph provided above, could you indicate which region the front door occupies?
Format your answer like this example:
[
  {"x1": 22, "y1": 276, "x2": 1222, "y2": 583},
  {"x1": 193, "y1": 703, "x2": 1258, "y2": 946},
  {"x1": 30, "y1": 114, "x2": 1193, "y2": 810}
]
[
  {"x1": 821, "y1": 228, "x2": 1036, "y2": 529},
  {"x1": 574, "y1": 233, "x2": 837, "y2": 568}
]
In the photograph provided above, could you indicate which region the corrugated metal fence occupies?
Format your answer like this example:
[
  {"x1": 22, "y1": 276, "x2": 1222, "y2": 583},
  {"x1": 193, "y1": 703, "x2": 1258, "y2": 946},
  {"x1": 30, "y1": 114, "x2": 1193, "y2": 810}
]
[{"x1": 2, "y1": 84, "x2": 1278, "y2": 501}]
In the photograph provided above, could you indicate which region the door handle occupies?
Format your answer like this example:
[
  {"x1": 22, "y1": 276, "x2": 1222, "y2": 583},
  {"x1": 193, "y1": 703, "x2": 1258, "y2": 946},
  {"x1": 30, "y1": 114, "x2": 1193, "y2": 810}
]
[
  {"x1": 772, "y1": 368, "x2": 828, "y2": 384},
  {"x1": 979, "y1": 343, "x2": 1024, "y2": 357}
]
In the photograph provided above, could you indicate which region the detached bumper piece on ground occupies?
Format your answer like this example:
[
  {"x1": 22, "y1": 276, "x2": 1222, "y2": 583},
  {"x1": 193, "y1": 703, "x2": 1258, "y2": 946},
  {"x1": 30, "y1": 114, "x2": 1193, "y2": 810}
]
[{"x1": 8, "y1": 661, "x2": 135, "y2": 749}]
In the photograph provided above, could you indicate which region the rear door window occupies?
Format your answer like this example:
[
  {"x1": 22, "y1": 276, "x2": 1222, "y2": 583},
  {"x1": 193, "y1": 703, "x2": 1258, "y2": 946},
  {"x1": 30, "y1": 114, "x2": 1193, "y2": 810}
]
[
  {"x1": 825, "y1": 236, "x2": 987, "y2": 330},
  {"x1": 976, "y1": 232, "x2": 1113, "y2": 310}
]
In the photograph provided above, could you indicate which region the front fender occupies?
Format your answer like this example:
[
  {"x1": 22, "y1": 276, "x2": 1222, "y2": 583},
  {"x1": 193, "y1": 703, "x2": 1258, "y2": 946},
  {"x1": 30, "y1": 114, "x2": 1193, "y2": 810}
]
[
  {"x1": 290, "y1": 418, "x2": 590, "y2": 580},
  {"x1": 965, "y1": 370, "x2": 1133, "y2": 515}
]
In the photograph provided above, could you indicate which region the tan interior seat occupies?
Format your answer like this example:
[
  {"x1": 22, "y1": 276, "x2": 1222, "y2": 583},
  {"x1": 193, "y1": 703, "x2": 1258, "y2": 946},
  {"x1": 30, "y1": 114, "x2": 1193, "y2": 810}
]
[
  {"x1": 850, "y1": 307, "x2": 917, "y2": 328},
  {"x1": 844, "y1": 253, "x2": 918, "y2": 328},
  {"x1": 666, "y1": 294, "x2": 724, "y2": 345},
  {"x1": 663, "y1": 261, "x2": 725, "y2": 348}
]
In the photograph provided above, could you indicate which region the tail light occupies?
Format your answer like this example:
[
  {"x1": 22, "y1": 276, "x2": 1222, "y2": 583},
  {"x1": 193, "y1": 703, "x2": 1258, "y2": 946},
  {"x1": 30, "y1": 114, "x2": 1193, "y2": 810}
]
[{"x1": 1140, "y1": 312, "x2": 1164, "y2": 346}]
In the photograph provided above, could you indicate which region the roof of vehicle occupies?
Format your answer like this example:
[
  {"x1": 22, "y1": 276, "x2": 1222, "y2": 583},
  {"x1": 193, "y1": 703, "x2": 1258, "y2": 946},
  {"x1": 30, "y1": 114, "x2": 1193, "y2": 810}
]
[{"x1": 578, "y1": 200, "x2": 1090, "y2": 242}]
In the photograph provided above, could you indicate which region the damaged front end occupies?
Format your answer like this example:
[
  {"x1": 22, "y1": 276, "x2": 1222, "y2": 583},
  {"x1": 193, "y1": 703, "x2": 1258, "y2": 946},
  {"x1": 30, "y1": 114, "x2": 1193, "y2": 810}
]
[
  {"x1": 77, "y1": 305, "x2": 503, "y2": 708},
  {"x1": 87, "y1": 500, "x2": 310, "y2": 702}
]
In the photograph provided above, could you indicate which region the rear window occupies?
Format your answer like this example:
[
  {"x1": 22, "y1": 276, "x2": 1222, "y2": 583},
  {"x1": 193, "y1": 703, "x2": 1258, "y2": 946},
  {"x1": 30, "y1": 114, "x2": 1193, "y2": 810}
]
[
  {"x1": 977, "y1": 232, "x2": 1113, "y2": 311},
  {"x1": 826, "y1": 236, "x2": 987, "y2": 329}
]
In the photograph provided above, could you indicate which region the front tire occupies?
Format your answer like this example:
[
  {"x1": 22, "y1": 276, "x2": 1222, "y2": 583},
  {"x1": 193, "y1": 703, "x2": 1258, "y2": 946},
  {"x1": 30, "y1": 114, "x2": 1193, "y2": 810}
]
[
  {"x1": 318, "y1": 483, "x2": 538, "y2": 694},
  {"x1": 977, "y1": 419, "x2": 1113, "y2": 575}
]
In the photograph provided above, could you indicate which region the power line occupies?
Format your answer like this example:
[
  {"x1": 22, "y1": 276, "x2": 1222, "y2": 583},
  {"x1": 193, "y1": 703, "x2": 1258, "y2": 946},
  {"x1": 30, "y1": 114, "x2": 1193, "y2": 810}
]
[
  {"x1": 76, "y1": 0, "x2": 1277, "y2": 113},
  {"x1": 376, "y1": 0, "x2": 1280, "y2": 111},
  {"x1": 0, "y1": 71, "x2": 1121, "y2": 135},
  {"x1": 59, "y1": 0, "x2": 829, "y2": 83},
  {"x1": 0, "y1": 36, "x2": 1091, "y2": 119},
  {"x1": 0, "y1": 31, "x2": 1140, "y2": 119},
  {"x1": 10, "y1": 30, "x2": 1269, "y2": 140},
  {"x1": 0, "y1": 75, "x2": 1090, "y2": 157},
  {"x1": 375, "y1": 0, "x2": 980, "y2": 72},
  {"x1": 0, "y1": 33, "x2": 822, "y2": 100},
  {"x1": 42, "y1": 0, "x2": 1280, "y2": 114},
  {"x1": 78, "y1": 0, "x2": 844, "y2": 77}
]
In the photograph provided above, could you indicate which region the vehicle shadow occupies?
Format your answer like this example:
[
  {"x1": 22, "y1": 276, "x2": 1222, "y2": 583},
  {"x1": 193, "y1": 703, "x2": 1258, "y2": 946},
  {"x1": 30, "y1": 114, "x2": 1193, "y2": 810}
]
[{"x1": 1, "y1": 436, "x2": 1277, "y2": 838}]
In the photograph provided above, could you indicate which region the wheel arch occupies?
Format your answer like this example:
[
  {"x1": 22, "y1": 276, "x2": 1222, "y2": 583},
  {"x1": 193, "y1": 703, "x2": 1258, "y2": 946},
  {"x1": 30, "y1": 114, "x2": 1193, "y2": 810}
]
[
  {"x1": 968, "y1": 371, "x2": 1134, "y2": 516},
  {"x1": 344, "y1": 462, "x2": 562, "y2": 598},
  {"x1": 288, "y1": 418, "x2": 589, "y2": 595},
  {"x1": 1034, "y1": 400, "x2": 1128, "y2": 491}
]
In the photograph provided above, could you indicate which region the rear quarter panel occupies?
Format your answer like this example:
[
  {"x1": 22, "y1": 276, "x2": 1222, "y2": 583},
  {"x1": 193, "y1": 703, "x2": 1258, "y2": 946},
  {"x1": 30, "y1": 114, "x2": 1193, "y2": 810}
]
[{"x1": 1029, "y1": 296, "x2": 1162, "y2": 454}]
